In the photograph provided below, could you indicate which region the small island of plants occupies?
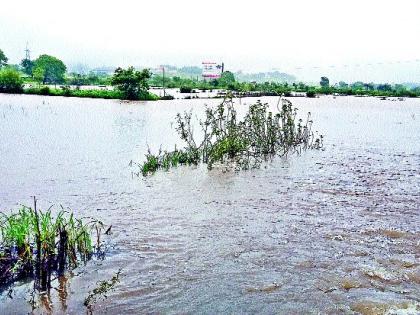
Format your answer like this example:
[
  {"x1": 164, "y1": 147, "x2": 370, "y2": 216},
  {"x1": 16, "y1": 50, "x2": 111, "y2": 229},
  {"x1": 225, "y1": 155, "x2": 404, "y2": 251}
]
[{"x1": 138, "y1": 95, "x2": 323, "y2": 176}]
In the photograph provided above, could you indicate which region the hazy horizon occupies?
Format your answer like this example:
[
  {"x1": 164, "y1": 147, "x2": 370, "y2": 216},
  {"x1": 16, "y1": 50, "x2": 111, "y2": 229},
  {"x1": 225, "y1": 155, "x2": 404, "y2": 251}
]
[{"x1": 1, "y1": 0, "x2": 419, "y2": 83}]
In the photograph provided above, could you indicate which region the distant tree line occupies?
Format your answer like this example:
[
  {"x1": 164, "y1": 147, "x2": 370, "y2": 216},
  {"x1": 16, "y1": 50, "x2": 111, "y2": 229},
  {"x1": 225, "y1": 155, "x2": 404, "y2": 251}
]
[
  {"x1": 313, "y1": 76, "x2": 420, "y2": 98},
  {"x1": 149, "y1": 71, "x2": 420, "y2": 98},
  {"x1": 0, "y1": 48, "x2": 156, "y2": 100},
  {"x1": 0, "y1": 47, "x2": 419, "y2": 99}
]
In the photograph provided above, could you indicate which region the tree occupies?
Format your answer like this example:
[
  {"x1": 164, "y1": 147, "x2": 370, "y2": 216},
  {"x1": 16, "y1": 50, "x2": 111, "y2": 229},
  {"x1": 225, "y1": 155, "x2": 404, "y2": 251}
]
[
  {"x1": 33, "y1": 54, "x2": 67, "y2": 84},
  {"x1": 377, "y1": 83, "x2": 392, "y2": 92},
  {"x1": 363, "y1": 82, "x2": 375, "y2": 91},
  {"x1": 338, "y1": 81, "x2": 348, "y2": 89},
  {"x1": 0, "y1": 67, "x2": 23, "y2": 93},
  {"x1": 21, "y1": 58, "x2": 34, "y2": 76},
  {"x1": 111, "y1": 66, "x2": 151, "y2": 100},
  {"x1": 351, "y1": 81, "x2": 365, "y2": 90},
  {"x1": 218, "y1": 71, "x2": 236, "y2": 88},
  {"x1": 320, "y1": 76, "x2": 329, "y2": 88},
  {"x1": 0, "y1": 49, "x2": 8, "y2": 68},
  {"x1": 298, "y1": 82, "x2": 307, "y2": 91}
]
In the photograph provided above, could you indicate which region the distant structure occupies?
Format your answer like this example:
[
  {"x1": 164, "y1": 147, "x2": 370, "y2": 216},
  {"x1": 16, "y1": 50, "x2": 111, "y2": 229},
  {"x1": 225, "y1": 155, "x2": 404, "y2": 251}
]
[
  {"x1": 202, "y1": 62, "x2": 224, "y2": 80},
  {"x1": 24, "y1": 42, "x2": 31, "y2": 61}
]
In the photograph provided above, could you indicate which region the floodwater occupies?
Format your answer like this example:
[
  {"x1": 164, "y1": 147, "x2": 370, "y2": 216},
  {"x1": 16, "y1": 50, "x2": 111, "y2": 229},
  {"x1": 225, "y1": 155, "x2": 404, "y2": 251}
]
[{"x1": 0, "y1": 94, "x2": 419, "y2": 314}]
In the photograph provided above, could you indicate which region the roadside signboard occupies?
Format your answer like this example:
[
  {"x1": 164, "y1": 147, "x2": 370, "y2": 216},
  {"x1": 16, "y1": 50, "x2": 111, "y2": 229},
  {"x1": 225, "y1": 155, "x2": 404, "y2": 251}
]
[{"x1": 202, "y1": 62, "x2": 223, "y2": 79}]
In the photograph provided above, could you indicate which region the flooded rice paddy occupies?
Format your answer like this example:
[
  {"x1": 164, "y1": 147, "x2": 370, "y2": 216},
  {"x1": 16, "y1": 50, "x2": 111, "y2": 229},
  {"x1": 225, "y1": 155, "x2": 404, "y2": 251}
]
[{"x1": 0, "y1": 94, "x2": 419, "y2": 314}]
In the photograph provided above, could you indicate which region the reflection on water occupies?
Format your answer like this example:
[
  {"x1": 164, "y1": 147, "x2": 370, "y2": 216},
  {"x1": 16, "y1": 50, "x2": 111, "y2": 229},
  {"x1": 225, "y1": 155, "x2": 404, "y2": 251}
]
[
  {"x1": 58, "y1": 275, "x2": 69, "y2": 313},
  {"x1": 0, "y1": 94, "x2": 419, "y2": 314}
]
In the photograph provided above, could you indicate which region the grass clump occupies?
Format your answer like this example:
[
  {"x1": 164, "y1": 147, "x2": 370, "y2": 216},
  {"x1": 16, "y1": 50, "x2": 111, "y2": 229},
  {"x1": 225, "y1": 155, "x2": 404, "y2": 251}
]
[
  {"x1": 140, "y1": 147, "x2": 200, "y2": 176},
  {"x1": 139, "y1": 94, "x2": 323, "y2": 175},
  {"x1": 0, "y1": 198, "x2": 106, "y2": 291}
]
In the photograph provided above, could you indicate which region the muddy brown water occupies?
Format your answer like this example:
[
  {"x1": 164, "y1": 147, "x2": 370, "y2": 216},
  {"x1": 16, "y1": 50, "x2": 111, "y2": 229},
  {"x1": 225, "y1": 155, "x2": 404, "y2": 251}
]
[{"x1": 0, "y1": 94, "x2": 419, "y2": 314}]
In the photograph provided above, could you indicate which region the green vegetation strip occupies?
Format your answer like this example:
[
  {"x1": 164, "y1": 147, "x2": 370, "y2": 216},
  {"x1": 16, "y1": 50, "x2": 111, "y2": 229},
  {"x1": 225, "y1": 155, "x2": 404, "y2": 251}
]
[
  {"x1": 2, "y1": 44, "x2": 419, "y2": 99},
  {"x1": 23, "y1": 86, "x2": 158, "y2": 100}
]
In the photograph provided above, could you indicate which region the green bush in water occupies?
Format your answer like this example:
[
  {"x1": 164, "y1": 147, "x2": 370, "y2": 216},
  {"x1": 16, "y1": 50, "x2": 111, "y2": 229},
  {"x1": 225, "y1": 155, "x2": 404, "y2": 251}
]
[
  {"x1": 138, "y1": 94, "x2": 323, "y2": 175},
  {"x1": 0, "y1": 200, "x2": 107, "y2": 291}
]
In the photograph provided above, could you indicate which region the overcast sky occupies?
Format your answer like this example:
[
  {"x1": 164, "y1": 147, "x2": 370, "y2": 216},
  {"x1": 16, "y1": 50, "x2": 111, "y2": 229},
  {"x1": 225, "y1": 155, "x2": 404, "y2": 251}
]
[{"x1": 1, "y1": 0, "x2": 419, "y2": 82}]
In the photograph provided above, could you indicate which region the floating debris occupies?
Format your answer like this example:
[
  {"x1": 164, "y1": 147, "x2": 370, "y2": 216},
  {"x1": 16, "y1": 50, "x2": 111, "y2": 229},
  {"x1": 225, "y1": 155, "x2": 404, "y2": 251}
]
[{"x1": 246, "y1": 282, "x2": 282, "y2": 293}]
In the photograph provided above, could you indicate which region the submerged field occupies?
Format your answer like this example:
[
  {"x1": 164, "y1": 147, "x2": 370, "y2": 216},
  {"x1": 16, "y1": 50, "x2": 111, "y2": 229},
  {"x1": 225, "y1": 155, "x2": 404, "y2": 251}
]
[{"x1": 0, "y1": 94, "x2": 419, "y2": 314}]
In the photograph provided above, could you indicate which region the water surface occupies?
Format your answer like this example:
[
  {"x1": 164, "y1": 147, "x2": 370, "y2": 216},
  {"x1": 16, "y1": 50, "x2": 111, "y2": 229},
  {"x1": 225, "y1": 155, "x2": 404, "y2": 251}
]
[{"x1": 0, "y1": 94, "x2": 419, "y2": 314}]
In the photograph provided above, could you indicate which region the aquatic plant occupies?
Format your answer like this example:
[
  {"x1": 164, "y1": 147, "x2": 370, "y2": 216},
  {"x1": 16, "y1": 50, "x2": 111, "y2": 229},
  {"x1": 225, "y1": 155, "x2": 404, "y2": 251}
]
[
  {"x1": 140, "y1": 146, "x2": 200, "y2": 176},
  {"x1": 84, "y1": 269, "x2": 121, "y2": 312},
  {"x1": 139, "y1": 95, "x2": 323, "y2": 175},
  {"x1": 0, "y1": 198, "x2": 107, "y2": 291}
]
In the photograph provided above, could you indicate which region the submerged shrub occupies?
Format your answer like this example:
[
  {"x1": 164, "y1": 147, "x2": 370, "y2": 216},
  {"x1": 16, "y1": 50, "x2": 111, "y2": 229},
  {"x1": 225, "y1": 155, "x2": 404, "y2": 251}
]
[
  {"x1": 138, "y1": 95, "x2": 323, "y2": 175},
  {"x1": 0, "y1": 199, "x2": 107, "y2": 291},
  {"x1": 161, "y1": 94, "x2": 175, "y2": 100},
  {"x1": 306, "y1": 90, "x2": 316, "y2": 98},
  {"x1": 39, "y1": 86, "x2": 50, "y2": 95},
  {"x1": 180, "y1": 86, "x2": 193, "y2": 93},
  {"x1": 111, "y1": 66, "x2": 151, "y2": 100},
  {"x1": 0, "y1": 67, "x2": 23, "y2": 93},
  {"x1": 60, "y1": 85, "x2": 72, "y2": 96},
  {"x1": 140, "y1": 147, "x2": 200, "y2": 176}
]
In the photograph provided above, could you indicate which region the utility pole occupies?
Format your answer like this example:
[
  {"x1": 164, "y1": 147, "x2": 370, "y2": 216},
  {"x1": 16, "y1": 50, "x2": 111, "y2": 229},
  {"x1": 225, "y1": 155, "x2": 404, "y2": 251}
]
[
  {"x1": 25, "y1": 42, "x2": 31, "y2": 60},
  {"x1": 162, "y1": 65, "x2": 166, "y2": 97}
]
